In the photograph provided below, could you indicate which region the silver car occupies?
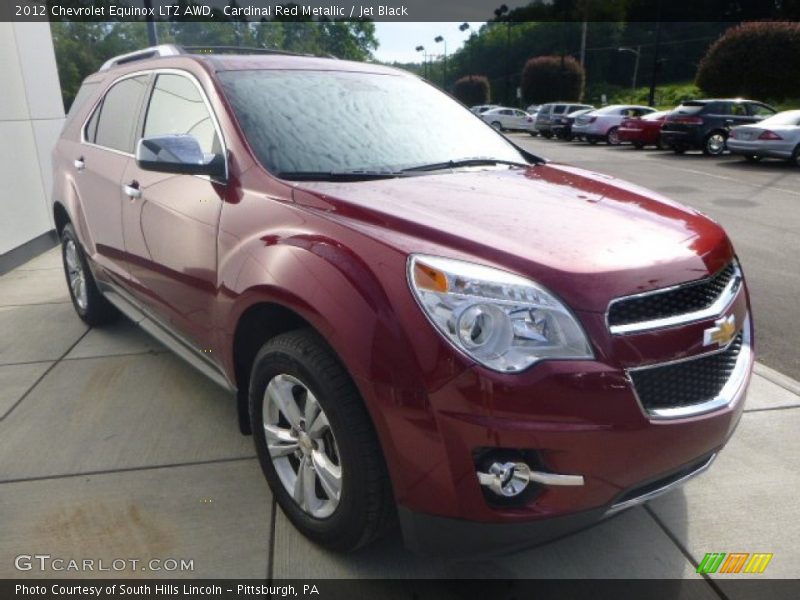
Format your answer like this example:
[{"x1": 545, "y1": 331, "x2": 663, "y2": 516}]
[
  {"x1": 572, "y1": 104, "x2": 656, "y2": 145},
  {"x1": 727, "y1": 110, "x2": 800, "y2": 164}
]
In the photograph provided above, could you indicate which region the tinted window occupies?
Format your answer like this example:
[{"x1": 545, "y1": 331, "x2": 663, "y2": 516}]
[
  {"x1": 144, "y1": 74, "x2": 220, "y2": 154},
  {"x1": 64, "y1": 81, "x2": 99, "y2": 131},
  {"x1": 730, "y1": 103, "x2": 747, "y2": 116},
  {"x1": 218, "y1": 70, "x2": 525, "y2": 176},
  {"x1": 748, "y1": 103, "x2": 775, "y2": 117},
  {"x1": 84, "y1": 102, "x2": 101, "y2": 143},
  {"x1": 94, "y1": 75, "x2": 149, "y2": 152}
]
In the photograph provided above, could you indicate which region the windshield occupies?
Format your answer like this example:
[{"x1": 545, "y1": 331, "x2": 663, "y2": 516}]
[{"x1": 218, "y1": 69, "x2": 526, "y2": 177}]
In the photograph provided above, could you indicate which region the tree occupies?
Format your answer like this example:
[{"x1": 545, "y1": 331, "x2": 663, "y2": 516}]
[
  {"x1": 452, "y1": 76, "x2": 490, "y2": 106},
  {"x1": 51, "y1": 20, "x2": 378, "y2": 112},
  {"x1": 696, "y1": 21, "x2": 800, "y2": 101},
  {"x1": 521, "y1": 55, "x2": 585, "y2": 103}
]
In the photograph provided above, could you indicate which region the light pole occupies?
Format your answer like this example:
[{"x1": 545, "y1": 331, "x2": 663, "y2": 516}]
[
  {"x1": 459, "y1": 22, "x2": 470, "y2": 75},
  {"x1": 494, "y1": 4, "x2": 511, "y2": 104},
  {"x1": 618, "y1": 46, "x2": 641, "y2": 90},
  {"x1": 415, "y1": 45, "x2": 428, "y2": 79},
  {"x1": 434, "y1": 35, "x2": 447, "y2": 89}
]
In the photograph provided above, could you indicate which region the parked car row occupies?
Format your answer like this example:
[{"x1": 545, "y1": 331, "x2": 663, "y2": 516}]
[{"x1": 506, "y1": 98, "x2": 800, "y2": 165}]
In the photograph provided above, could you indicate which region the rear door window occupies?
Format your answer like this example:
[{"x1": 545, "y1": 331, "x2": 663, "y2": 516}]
[{"x1": 91, "y1": 75, "x2": 150, "y2": 153}]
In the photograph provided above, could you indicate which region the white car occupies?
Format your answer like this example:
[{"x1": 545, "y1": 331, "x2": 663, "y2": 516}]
[
  {"x1": 480, "y1": 107, "x2": 531, "y2": 131},
  {"x1": 572, "y1": 104, "x2": 656, "y2": 145},
  {"x1": 470, "y1": 104, "x2": 499, "y2": 114}
]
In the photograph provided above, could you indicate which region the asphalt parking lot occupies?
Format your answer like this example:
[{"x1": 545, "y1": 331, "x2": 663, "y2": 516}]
[
  {"x1": 1, "y1": 140, "x2": 799, "y2": 591},
  {"x1": 510, "y1": 133, "x2": 800, "y2": 381}
]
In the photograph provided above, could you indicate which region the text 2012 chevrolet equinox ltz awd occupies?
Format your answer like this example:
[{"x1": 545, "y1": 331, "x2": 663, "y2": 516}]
[{"x1": 52, "y1": 46, "x2": 753, "y2": 555}]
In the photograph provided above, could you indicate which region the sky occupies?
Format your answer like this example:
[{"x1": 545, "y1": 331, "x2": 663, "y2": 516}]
[{"x1": 372, "y1": 22, "x2": 482, "y2": 64}]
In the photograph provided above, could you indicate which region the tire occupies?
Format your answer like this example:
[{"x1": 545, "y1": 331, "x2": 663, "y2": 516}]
[
  {"x1": 564, "y1": 132, "x2": 574, "y2": 142},
  {"x1": 250, "y1": 329, "x2": 394, "y2": 551},
  {"x1": 491, "y1": 121, "x2": 503, "y2": 131},
  {"x1": 703, "y1": 131, "x2": 727, "y2": 156},
  {"x1": 528, "y1": 131, "x2": 538, "y2": 137},
  {"x1": 542, "y1": 131, "x2": 553, "y2": 139},
  {"x1": 606, "y1": 126, "x2": 621, "y2": 145},
  {"x1": 61, "y1": 223, "x2": 118, "y2": 326},
  {"x1": 633, "y1": 141, "x2": 645, "y2": 150}
]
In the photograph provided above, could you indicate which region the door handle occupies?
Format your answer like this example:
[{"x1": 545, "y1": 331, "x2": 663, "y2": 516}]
[
  {"x1": 123, "y1": 181, "x2": 141, "y2": 199},
  {"x1": 74, "y1": 157, "x2": 85, "y2": 171}
]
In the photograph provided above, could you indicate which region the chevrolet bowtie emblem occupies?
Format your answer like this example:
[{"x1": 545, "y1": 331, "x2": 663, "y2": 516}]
[{"x1": 703, "y1": 314, "x2": 737, "y2": 348}]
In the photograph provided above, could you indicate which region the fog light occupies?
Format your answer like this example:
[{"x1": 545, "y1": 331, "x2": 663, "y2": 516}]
[{"x1": 477, "y1": 462, "x2": 532, "y2": 497}]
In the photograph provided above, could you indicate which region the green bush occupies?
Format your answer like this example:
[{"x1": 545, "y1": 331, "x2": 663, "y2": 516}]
[
  {"x1": 696, "y1": 21, "x2": 800, "y2": 102},
  {"x1": 521, "y1": 55, "x2": 585, "y2": 103},
  {"x1": 453, "y1": 75, "x2": 491, "y2": 106}
]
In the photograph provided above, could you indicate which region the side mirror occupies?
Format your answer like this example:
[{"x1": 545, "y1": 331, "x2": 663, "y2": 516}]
[{"x1": 135, "y1": 134, "x2": 226, "y2": 180}]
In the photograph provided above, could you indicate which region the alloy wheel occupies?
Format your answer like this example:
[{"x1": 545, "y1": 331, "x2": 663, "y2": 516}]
[
  {"x1": 262, "y1": 373, "x2": 342, "y2": 519},
  {"x1": 64, "y1": 239, "x2": 88, "y2": 311},
  {"x1": 706, "y1": 133, "x2": 726, "y2": 155},
  {"x1": 607, "y1": 127, "x2": 620, "y2": 145}
]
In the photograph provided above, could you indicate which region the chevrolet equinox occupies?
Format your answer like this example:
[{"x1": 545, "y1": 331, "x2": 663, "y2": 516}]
[{"x1": 52, "y1": 45, "x2": 753, "y2": 555}]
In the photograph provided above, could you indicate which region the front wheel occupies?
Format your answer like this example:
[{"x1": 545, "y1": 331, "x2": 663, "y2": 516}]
[
  {"x1": 250, "y1": 329, "x2": 394, "y2": 551},
  {"x1": 61, "y1": 223, "x2": 118, "y2": 326},
  {"x1": 703, "y1": 131, "x2": 727, "y2": 156}
]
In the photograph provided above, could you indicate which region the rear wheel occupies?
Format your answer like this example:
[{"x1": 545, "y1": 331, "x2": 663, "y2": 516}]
[
  {"x1": 250, "y1": 329, "x2": 394, "y2": 551},
  {"x1": 703, "y1": 131, "x2": 727, "y2": 156},
  {"x1": 791, "y1": 145, "x2": 800, "y2": 167},
  {"x1": 61, "y1": 223, "x2": 118, "y2": 326},
  {"x1": 606, "y1": 127, "x2": 621, "y2": 145},
  {"x1": 491, "y1": 121, "x2": 503, "y2": 131}
]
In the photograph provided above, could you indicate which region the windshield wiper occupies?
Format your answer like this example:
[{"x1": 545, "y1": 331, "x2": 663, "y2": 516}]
[
  {"x1": 400, "y1": 157, "x2": 532, "y2": 173},
  {"x1": 276, "y1": 170, "x2": 404, "y2": 182}
]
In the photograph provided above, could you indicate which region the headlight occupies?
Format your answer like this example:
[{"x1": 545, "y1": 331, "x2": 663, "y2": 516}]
[{"x1": 408, "y1": 255, "x2": 594, "y2": 373}]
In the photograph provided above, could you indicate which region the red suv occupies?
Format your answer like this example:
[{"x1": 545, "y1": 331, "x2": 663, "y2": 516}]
[{"x1": 52, "y1": 46, "x2": 753, "y2": 555}]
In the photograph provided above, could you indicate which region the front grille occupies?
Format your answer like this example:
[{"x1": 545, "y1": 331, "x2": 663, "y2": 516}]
[
  {"x1": 630, "y1": 332, "x2": 743, "y2": 412},
  {"x1": 608, "y1": 263, "x2": 737, "y2": 329}
]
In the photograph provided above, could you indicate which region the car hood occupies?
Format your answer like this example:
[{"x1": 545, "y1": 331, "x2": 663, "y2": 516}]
[{"x1": 292, "y1": 163, "x2": 733, "y2": 312}]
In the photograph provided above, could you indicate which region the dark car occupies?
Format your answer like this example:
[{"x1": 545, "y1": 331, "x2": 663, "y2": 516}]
[
  {"x1": 52, "y1": 45, "x2": 753, "y2": 555},
  {"x1": 618, "y1": 110, "x2": 670, "y2": 149},
  {"x1": 552, "y1": 107, "x2": 595, "y2": 141},
  {"x1": 660, "y1": 99, "x2": 776, "y2": 155},
  {"x1": 534, "y1": 102, "x2": 594, "y2": 138}
]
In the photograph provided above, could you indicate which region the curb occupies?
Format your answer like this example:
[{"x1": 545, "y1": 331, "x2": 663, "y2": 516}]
[{"x1": 754, "y1": 362, "x2": 800, "y2": 397}]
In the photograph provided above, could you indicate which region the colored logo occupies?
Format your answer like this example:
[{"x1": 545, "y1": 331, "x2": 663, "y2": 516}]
[
  {"x1": 697, "y1": 552, "x2": 773, "y2": 574},
  {"x1": 703, "y1": 314, "x2": 737, "y2": 348}
]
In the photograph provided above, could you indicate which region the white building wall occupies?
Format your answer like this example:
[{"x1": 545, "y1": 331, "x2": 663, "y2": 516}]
[{"x1": 0, "y1": 22, "x2": 64, "y2": 256}]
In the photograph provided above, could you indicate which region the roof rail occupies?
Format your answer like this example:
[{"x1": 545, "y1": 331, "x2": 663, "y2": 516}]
[
  {"x1": 181, "y1": 45, "x2": 313, "y2": 57},
  {"x1": 99, "y1": 44, "x2": 184, "y2": 71}
]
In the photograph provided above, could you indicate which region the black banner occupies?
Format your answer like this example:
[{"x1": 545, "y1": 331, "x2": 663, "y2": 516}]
[
  {"x1": 4, "y1": 579, "x2": 800, "y2": 600},
  {"x1": 3, "y1": 0, "x2": 800, "y2": 23}
]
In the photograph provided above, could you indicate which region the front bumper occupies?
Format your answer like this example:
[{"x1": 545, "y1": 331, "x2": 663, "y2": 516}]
[
  {"x1": 400, "y1": 452, "x2": 718, "y2": 556},
  {"x1": 393, "y1": 288, "x2": 752, "y2": 554}
]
